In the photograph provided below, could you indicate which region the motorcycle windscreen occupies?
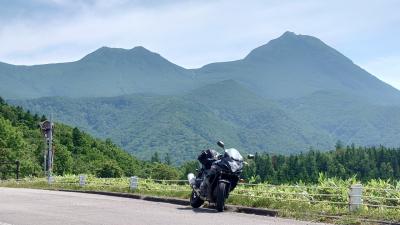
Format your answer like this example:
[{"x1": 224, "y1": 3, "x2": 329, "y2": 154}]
[
  {"x1": 225, "y1": 148, "x2": 243, "y2": 161},
  {"x1": 227, "y1": 159, "x2": 243, "y2": 173}
]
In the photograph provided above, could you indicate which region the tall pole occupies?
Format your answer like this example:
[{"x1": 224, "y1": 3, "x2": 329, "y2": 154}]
[
  {"x1": 43, "y1": 143, "x2": 47, "y2": 174},
  {"x1": 40, "y1": 119, "x2": 54, "y2": 176},
  {"x1": 15, "y1": 160, "x2": 20, "y2": 180},
  {"x1": 48, "y1": 116, "x2": 53, "y2": 175}
]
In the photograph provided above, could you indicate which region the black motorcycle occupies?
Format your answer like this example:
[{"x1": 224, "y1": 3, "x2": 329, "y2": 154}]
[{"x1": 187, "y1": 141, "x2": 248, "y2": 212}]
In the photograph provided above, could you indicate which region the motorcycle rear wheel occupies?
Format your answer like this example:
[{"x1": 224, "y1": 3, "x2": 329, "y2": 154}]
[
  {"x1": 190, "y1": 190, "x2": 204, "y2": 208},
  {"x1": 216, "y1": 182, "x2": 226, "y2": 212}
]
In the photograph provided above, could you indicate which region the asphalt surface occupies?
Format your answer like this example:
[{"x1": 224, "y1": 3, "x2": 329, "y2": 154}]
[{"x1": 0, "y1": 188, "x2": 327, "y2": 225}]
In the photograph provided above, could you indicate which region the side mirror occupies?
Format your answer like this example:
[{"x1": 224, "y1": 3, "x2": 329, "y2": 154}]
[
  {"x1": 217, "y1": 141, "x2": 225, "y2": 149},
  {"x1": 247, "y1": 154, "x2": 255, "y2": 159}
]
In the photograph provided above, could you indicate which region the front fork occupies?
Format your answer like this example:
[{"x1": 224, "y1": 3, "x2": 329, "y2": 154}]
[{"x1": 218, "y1": 179, "x2": 231, "y2": 198}]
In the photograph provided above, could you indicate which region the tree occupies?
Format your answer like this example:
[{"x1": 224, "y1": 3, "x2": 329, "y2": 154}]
[
  {"x1": 96, "y1": 160, "x2": 123, "y2": 178},
  {"x1": 72, "y1": 127, "x2": 84, "y2": 148},
  {"x1": 40, "y1": 115, "x2": 47, "y2": 122},
  {"x1": 149, "y1": 163, "x2": 180, "y2": 180},
  {"x1": 335, "y1": 140, "x2": 343, "y2": 150},
  {"x1": 164, "y1": 153, "x2": 171, "y2": 165},
  {"x1": 179, "y1": 160, "x2": 199, "y2": 179},
  {"x1": 305, "y1": 151, "x2": 318, "y2": 182},
  {"x1": 255, "y1": 154, "x2": 275, "y2": 183},
  {"x1": 151, "y1": 152, "x2": 160, "y2": 163},
  {"x1": 379, "y1": 162, "x2": 393, "y2": 179},
  {"x1": 53, "y1": 145, "x2": 73, "y2": 175}
]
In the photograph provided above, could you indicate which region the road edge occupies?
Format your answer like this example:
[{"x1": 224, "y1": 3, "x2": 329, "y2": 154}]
[{"x1": 56, "y1": 189, "x2": 278, "y2": 217}]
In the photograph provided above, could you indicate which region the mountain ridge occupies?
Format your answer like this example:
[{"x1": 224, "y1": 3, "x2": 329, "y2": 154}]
[
  {"x1": 1, "y1": 31, "x2": 399, "y2": 104},
  {"x1": 10, "y1": 80, "x2": 336, "y2": 163},
  {"x1": 11, "y1": 79, "x2": 400, "y2": 164},
  {"x1": 3, "y1": 31, "x2": 400, "y2": 160},
  {"x1": 195, "y1": 32, "x2": 400, "y2": 104}
]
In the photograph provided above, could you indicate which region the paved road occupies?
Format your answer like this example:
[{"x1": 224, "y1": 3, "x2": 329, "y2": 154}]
[{"x1": 0, "y1": 188, "x2": 326, "y2": 225}]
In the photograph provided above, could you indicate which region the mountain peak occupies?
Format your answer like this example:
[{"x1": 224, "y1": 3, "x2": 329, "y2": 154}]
[
  {"x1": 280, "y1": 31, "x2": 297, "y2": 38},
  {"x1": 91, "y1": 46, "x2": 126, "y2": 54},
  {"x1": 130, "y1": 46, "x2": 150, "y2": 53},
  {"x1": 80, "y1": 46, "x2": 164, "y2": 63},
  {"x1": 277, "y1": 31, "x2": 316, "y2": 41},
  {"x1": 244, "y1": 31, "x2": 350, "y2": 64}
]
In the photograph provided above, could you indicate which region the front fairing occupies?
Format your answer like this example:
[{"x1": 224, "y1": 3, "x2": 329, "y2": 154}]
[
  {"x1": 215, "y1": 156, "x2": 243, "y2": 174},
  {"x1": 225, "y1": 148, "x2": 243, "y2": 161}
]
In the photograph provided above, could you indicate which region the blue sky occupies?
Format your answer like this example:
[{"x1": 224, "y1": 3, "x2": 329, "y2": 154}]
[{"x1": 0, "y1": 0, "x2": 399, "y2": 89}]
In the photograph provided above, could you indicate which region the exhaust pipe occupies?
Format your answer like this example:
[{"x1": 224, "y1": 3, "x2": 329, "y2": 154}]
[{"x1": 187, "y1": 173, "x2": 195, "y2": 186}]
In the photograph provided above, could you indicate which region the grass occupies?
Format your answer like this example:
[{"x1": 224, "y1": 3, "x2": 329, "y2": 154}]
[{"x1": 1, "y1": 175, "x2": 399, "y2": 224}]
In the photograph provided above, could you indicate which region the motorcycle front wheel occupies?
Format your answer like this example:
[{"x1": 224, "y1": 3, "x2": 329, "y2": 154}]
[
  {"x1": 190, "y1": 190, "x2": 204, "y2": 208},
  {"x1": 216, "y1": 182, "x2": 226, "y2": 212}
]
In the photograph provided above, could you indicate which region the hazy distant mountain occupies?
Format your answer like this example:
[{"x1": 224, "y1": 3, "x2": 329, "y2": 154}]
[
  {"x1": 1, "y1": 31, "x2": 399, "y2": 105},
  {"x1": 195, "y1": 31, "x2": 400, "y2": 104},
  {"x1": 0, "y1": 46, "x2": 197, "y2": 99}
]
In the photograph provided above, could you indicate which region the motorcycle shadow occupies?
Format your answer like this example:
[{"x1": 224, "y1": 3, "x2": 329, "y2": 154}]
[{"x1": 177, "y1": 206, "x2": 219, "y2": 214}]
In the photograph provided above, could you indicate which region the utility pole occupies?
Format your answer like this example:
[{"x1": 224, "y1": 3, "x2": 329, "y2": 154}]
[{"x1": 40, "y1": 119, "x2": 54, "y2": 176}]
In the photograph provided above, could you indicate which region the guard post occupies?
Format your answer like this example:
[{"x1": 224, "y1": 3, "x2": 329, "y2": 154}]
[
  {"x1": 130, "y1": 176, "x2": 138, "y2": 190},
  {"x1": 47, "y1": 175, "x2": 54, "y2": 185},
  {"x1": 349, "y1": 184, "x2": 363, "y2": 212},
  {"x1": 79, "y1": 175, "x2": 86, "y2": 187}
]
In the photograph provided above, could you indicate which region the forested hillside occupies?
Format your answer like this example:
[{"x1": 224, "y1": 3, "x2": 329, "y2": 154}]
[
  {"x1": 12, "y1": 81, "x2": 335, "y2": 164},
  {"x1": 244, "y1": 144, "x2": 400, "y2": 184},
  {"x1": 12, "y1": 80, "x2": 400, "y2": 163},
  {"x1": 0, "y1": 97, "x2": 179, "y2": 179},
  {"x1": 2, "y1": 96, "x2": 399, "y2": 184},
  {"x1": 280, "y1": 91, "x2": 400, "y2": 146}
]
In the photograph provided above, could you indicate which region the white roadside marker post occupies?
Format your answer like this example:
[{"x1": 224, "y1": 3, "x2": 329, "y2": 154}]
[
  {"x1": 79, "y1": 175, "x2": 86, "y2": 187},
  {"x1": 130, "y1": 176, "x2": 138, "y2": 190},
  {"x1": 47, "y1": 175, "x2": 54, "y2": 185},
  {"x1": 349, "y1": 184, "x2": 363, "y2": 212}
]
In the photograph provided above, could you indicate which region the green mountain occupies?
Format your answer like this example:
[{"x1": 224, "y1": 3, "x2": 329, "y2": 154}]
[
  {"x1": 3, "y1": 32, "x2": 400, "y2": 163},
  {"x1": 0, "y1": 47, "x2": 197, "y2": 99},
  {"x1": 196, "y1": 31, "x2": 400, "y2": 104},
  {"x1": 1, "y1": 32, "x2": 399, "y2": 105},
  {"x1": 11, "y1": 79, "x2": 400, "y2": 164},
  {"x1": 9, "y1": 80, "x2": 333, "y2": 163},
  {"x1": 280, "y1": 90, "x2": 400, "y2": 147}
]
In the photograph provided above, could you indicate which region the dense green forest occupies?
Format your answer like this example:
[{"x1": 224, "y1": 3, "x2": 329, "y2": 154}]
[
  {"x1": 159, "y1": 143, "x2": 400, "y2": 183},
  {"x1": 2, "y1": 96, "x2": 400, "y2": 184},
  {"x1": 0, "y1": 97, "x2": 179, "y2": 180},
  {"x1": 242, "y1": 143, "x2": 400, "y2": 184}
]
